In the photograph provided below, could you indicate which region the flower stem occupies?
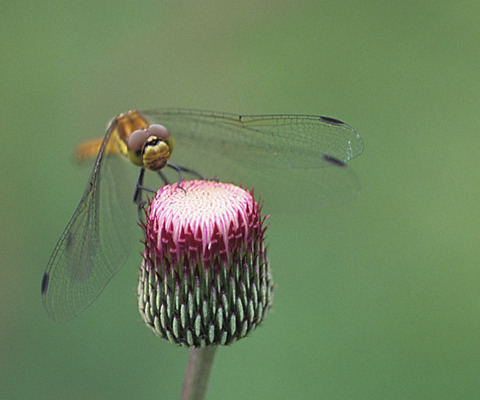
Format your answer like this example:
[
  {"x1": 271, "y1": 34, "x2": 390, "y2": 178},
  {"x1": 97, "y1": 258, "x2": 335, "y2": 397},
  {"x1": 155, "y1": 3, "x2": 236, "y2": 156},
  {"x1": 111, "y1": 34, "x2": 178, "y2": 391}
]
[{"x1": 180, "y1": 346, "x2": 217, "y2": 400}]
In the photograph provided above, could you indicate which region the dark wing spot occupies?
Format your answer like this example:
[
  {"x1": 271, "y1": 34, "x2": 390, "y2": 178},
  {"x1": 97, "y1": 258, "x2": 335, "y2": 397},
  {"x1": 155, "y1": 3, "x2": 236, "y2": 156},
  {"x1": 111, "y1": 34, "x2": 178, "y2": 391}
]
[
  {"x1": 320, "y1": 116, "x2": 344, "y2": 126},
  {"x1": 323, "y1": 155, "x2": 346, "y2": 167},
  {"x1": 41, "y1": 272, "x2": 49, "y2": 295}
]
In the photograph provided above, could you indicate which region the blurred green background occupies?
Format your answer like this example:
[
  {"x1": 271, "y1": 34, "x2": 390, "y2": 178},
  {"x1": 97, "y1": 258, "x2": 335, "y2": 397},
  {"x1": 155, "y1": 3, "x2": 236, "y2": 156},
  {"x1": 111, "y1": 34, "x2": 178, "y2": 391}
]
[{"x1": 2, "y1": 1, "x2": 480, "y2": 399}]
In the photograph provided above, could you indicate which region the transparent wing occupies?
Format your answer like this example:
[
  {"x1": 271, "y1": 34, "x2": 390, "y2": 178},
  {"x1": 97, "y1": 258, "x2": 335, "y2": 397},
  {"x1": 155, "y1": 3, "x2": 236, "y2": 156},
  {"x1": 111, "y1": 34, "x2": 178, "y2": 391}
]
[
  {"x1": 143, "y1": 109, "x2": 364, "y2": 209},
  {"x1": 41, "y1": 121, "x2": 140, "y2": 322},
  {"x1": 41, "y1": 109, "x2": 363, "y2": 321}
]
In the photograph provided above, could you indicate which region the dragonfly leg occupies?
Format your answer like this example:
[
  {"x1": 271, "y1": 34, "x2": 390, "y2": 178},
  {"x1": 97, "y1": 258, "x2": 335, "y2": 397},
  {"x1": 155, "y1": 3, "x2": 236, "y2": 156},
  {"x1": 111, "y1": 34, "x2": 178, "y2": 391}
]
[
  {"x1": 166, "y1": 163, "x2": 186, "y2": 192},
  {"x1": 167, "y1": 163, "x2": 206, "y2": 180},
  {"x1": 176, "y1": 164, "x2": 219, "y2": 183},
  {"x1": 133, "y1": 168, "x2": 157, "y2": 218},
  {"x1": 167, "y1": 162, "x2": 215, "y2": 183},
  {"x1": 156, "y1": 170, "x2": 170, "y2": 185}
]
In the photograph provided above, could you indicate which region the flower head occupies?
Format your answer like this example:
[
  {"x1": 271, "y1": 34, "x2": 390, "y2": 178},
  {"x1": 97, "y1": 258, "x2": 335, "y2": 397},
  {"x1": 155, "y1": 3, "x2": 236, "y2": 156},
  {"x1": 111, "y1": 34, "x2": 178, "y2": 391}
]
[{"x1": 138, "y1": 180, "x2": 273, "y2": 347}]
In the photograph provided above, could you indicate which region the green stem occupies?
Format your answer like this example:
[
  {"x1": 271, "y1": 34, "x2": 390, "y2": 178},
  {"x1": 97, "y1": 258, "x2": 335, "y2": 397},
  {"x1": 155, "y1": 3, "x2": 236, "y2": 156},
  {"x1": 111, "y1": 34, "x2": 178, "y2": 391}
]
[{"x1": 180, "y1": 346, "x2": 217, "y2": 400}]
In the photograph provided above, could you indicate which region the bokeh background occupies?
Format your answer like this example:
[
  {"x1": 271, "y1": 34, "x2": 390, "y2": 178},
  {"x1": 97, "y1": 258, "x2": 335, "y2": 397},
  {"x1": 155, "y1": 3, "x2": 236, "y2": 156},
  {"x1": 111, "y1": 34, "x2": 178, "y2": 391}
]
[{"x1": 2, "y1": 1, "x2": 480, "y2": 399}]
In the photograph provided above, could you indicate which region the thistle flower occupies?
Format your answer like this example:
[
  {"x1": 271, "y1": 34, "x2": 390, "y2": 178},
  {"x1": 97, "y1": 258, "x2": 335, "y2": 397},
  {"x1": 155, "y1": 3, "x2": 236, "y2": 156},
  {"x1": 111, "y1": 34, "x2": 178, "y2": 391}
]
[{"x1": 138, "y1": 180, "x2": 273, "y2": 348}]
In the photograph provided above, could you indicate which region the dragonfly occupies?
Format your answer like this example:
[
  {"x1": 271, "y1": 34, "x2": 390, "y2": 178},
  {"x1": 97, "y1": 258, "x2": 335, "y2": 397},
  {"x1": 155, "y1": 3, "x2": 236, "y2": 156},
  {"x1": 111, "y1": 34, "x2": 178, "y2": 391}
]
[{"x1": 41, "y1": 109, "x2": 364, "y2": 322}]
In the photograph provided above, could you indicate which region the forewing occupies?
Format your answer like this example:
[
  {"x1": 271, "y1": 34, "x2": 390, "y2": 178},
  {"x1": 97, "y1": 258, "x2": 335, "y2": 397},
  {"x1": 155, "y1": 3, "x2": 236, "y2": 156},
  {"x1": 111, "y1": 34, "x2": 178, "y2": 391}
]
[
  {"x1": 143, "y1": 109, "x2": 363, "y2": 209},
  {"x1": 42, "y1": 123, "x2": 140, "y2": 322}
]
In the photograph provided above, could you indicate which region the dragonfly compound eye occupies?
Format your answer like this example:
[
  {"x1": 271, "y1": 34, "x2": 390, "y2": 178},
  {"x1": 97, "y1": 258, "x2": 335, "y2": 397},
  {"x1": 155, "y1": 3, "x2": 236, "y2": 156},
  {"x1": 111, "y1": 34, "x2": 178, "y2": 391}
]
[
  {"x1": 147, "y1": 124, "x2": 175, "y2": 154},
  {"x1": 127, "y1": 129, "x2": 151, "y2": 166},
  {"x1": 147, "y1": 124, "x2": 170, "y2": 140}
]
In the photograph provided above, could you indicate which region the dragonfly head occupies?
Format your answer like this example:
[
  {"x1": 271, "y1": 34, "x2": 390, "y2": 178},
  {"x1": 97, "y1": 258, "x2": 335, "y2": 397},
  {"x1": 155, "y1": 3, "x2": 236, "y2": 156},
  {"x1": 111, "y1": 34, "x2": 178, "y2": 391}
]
[{"x1": 127, "y1": 124, "x2": 175, "y2": 170}]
